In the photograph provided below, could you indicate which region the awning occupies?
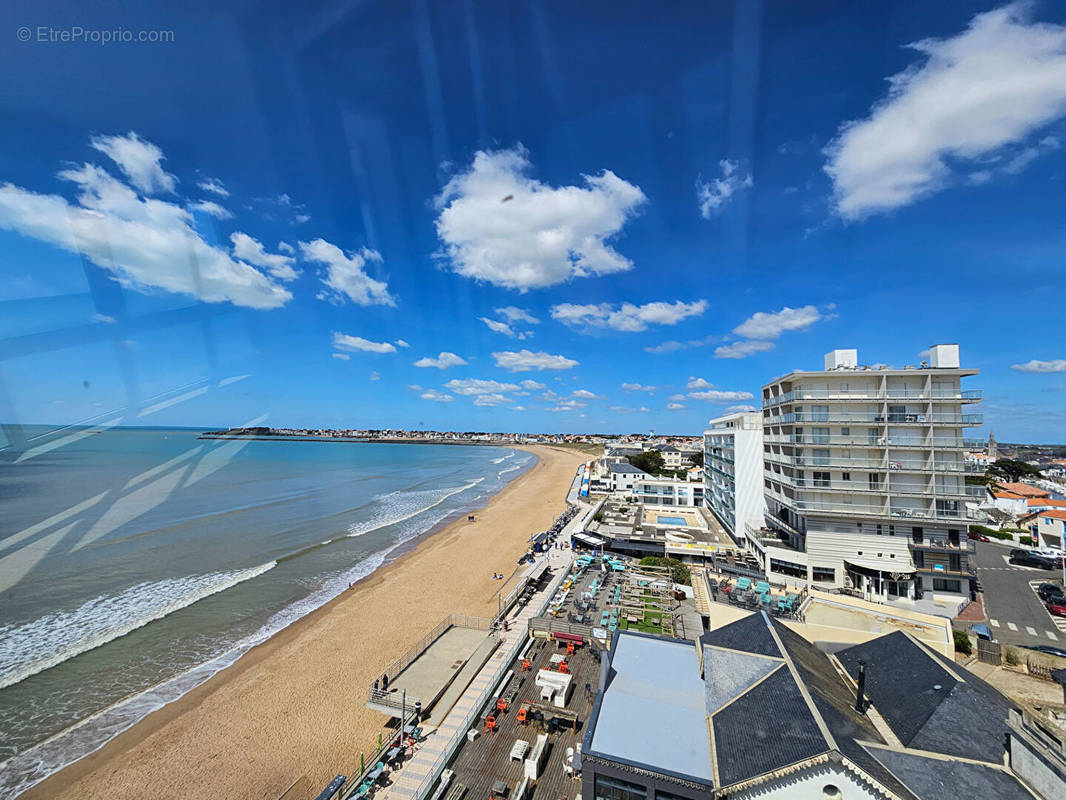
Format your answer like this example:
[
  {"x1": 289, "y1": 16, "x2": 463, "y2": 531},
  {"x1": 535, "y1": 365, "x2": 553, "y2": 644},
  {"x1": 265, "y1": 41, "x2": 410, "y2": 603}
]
[
  {"x1": 844, "y1": 557, "x2": 915, "y2": 575},
  {"x1": 573, "y1": 533, "x2": 607, "y2": 546},
  {"x1": 523, "y1": 560, "x2": 550, "y2": 581}
]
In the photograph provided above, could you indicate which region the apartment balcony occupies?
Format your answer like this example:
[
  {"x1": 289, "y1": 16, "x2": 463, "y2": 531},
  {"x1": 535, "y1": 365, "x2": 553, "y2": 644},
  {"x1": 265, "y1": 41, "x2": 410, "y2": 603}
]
[
  {"x1": 909, "y1": 538, "x2": 976, "y2": 554},
  {"x1": 764, "y1": 509, "x2": 804, "y2": 537},
  {"x1": 765, "y1": 434, "x2": 982, "y2": 449},
  {"x1": 762, "y1": 389, "x2": 982, "y2": 407},
  {"x1": 772, "y1": 412, "x2": 983, "y2": 425},
  {"x1": 777, "y1": 498, "x2": 986, "y2": 522}
]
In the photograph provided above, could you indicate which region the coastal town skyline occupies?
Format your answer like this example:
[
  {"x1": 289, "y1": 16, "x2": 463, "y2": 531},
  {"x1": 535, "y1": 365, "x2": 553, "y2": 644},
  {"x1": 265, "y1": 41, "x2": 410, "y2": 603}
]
[{"x1": 3, "y1": 2, "x2": 1066, "y2": 442}]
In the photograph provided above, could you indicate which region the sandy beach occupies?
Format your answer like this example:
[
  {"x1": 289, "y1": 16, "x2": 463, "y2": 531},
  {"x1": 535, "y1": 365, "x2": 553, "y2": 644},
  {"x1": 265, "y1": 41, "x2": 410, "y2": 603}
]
[{"x1": 23, "y1": 444, "x2": 587, "y2": 800}]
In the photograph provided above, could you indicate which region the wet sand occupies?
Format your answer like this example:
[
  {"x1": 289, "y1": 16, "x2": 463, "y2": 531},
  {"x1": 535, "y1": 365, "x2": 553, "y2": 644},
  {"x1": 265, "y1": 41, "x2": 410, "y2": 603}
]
[{"x1": 23, "y1": 445, "x2": 587, "y2": 800}]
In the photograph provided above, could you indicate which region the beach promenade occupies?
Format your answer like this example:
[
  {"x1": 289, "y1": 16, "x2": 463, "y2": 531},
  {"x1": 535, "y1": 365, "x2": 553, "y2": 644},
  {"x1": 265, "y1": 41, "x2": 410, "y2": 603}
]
[{"x1": 22, "y1": 445, "x2": 587, "y2": 800}]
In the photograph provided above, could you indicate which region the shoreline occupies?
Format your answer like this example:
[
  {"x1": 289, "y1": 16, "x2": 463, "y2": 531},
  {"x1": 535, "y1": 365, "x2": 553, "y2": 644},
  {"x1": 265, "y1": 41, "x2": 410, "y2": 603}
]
[{"x1": 19, "y1": 444, "x2": 585, "y2": 800}]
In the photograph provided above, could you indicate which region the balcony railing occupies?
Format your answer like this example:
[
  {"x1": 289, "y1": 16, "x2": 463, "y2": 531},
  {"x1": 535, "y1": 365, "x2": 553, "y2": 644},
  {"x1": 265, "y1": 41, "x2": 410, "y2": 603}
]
[
  {"x1": 909, "y1": 538, "x2": 976, "y2": 553},
  {"x1": 770, "y1": 412, "x2": 983, "y2": 425},
  {"x1": 763, "y1": 388, "x2": 981, "y2": 407},
  {"x1": 763, "y1": 452, "x2": 984, "y2": 474},
  {"x1": 773, "y1": 498, "x2": 985, "y2": 521},
  {"x1": 764, "y1": 434, "x2": 978, "y2": 448}
]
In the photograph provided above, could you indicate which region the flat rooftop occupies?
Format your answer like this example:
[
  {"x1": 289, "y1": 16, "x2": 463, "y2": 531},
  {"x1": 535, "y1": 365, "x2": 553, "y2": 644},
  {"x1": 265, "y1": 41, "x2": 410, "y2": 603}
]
[{"x1": 588, "y1": 632, "x2": 712, "y2": 783}]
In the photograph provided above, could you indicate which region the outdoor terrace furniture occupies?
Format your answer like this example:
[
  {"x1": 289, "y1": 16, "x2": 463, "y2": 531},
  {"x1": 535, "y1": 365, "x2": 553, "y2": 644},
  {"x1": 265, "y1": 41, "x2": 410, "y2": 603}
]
[
  {"x1": 491, "y1": 779, "x2": 509, "y2": 797},
  {"x1": 753, "y1": 581, "x2": 770, "y2": 595},
  {"x1": 735, "y1": 577, "x2": 752, "y2": 591},
  {"x1": 510, "y1": 740, "x2": 530, "y2": 761}
]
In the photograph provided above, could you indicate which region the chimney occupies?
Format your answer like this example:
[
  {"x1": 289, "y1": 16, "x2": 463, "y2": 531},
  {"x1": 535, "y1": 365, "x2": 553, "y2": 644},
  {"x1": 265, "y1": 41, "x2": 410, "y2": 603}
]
[
  {"x1": 599, "y1": 646, "x2": 610, "y2": 692},
  {"x1": 855, "y1": 660, "x2": 867, "y2": 713}
]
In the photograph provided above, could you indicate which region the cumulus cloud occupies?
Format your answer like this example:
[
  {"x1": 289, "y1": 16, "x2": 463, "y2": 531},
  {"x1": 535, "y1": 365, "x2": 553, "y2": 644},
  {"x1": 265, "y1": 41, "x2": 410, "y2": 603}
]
[
  {"x1": 572, "y1": 389, "x2": 598, "y2": 400},
  {"x1": 493, "y1": 349, "x2": 579, "y2": 372},
  {"x1": 551, "y1": 300, "x2": 707, "y2": 332},
  {"x1": 622, "y1": 383, "x2": 656, "y2": 392},
  {"x1": 190, "y1": 200, "x2": 233, "y2": 219},
  {"x1": 495, "y1": 306, "x2": 539, "y2": 324},
  {"x1": 395, "y1": 339, "x2": 409, "y2": 348},
  {"x1": 668, "y1": 394, "x2": 686, "y2": 402},
  {"x1": 332, "y1": 353, "x2": 350, "y2": 361},
  {"x1": 473, "y1": 393, "x2": 509, "y2": 407},
  {"x1": 197, "y1": 177, "x2": 229, "y2": 197},
  {"x1": 725, "y1": 404, "x2": 758, "y2": 412},
  {"x1": 414, "y1": 352, "x2": 468, "y2": 369},
  {"x1": 369, "y1": 371, "x2": 380, "y2": 381},
  {"x1": 230, "y1": 232, "x2": 299, "y2": 281},
  {"x1": 301, "y1": 238, "x2": 394, "y2": 306},
  {"x1": 0, "y1": 146, "x2": 290, "y2": 309},
  {"x1": 644, "y1": 335, "x2": 717, "y2": 354},
  {"x1": 825, "y1": 4, "x2": 1066, "y2": 219},
  {"x1": 714, "y1": 340, "x2": 775, "y2": 359},
  {"x1": 667, "y1": 402, "x2": 686, "y2": 410},
  {"x1": 521, "y1": 380, "x2": 546, "y2": 390},
  {"x1": 733, "y1": 305, "x2": 825, "y2": 339},
  {"x1": 1012, "y1": 359, "x2": 1066, "y2": 373},
  {"x1": 332, "y1": 333, "x2": 396, "y2": 353},
  {"x1": 689, "y1": 389, "x2": 755, "y2": 403},
  {"x1": 479, "y1": 317, "x2": 518, "y2": 337},
  {"x1": 697, "y1": 160, "x2": 753, "y2": 218},
  {"x1": 434, "y1": 146, "x2": 646, "y2": 290},
  {"x1": 90, "y1": 132, "x2": 177, "y2": 194},
  {"x1": 445, "y1": 378, "x2": 520, "y2": 395},
  {"x1": 548, "y1": 399, "x2": 587, "y2": 412},
  {"x1": 687, "y1": 377, "x2": 713, "y2": 390},
  {"x1": 421, "y1": 389, "x2": 454, "y2": 402}
]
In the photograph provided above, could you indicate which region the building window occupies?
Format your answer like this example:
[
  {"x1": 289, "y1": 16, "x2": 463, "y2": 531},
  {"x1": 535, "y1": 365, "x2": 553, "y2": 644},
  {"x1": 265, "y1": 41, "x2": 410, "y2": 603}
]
[
  {"x1": 932, "y1": 578, "x2": 961, "y2": 593},
  {"x1": 842, "y1": 472, "x2": 851, "y2": 482},
  {"x1": 656, "y1": 792, "x2": 690, "y2": 800},
  {"x1": 595, "y1": 775, "x2": 647, "y2": 800},
  {"x1": 813, "y1": 471, "x2": 830, "y2": 487},
  {"x1": 912, "y1": 526, "x2": 923, "y2": 544},
  {"x1": 812, "y1": 566, "x2": 836, "y2": 582}
]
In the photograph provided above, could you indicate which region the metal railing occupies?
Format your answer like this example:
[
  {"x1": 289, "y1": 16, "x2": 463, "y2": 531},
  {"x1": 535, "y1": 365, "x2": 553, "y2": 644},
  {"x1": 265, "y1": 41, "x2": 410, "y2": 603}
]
[
  {"x1": 763, "y1": 389, "x2": 981, "y2": 407},
  {"x1": 528, "y1": 617, "x2": 595, "y2": 639},
  {"x1": 375, "y1": 613, "x2": 495, "y2": 692},
  {"x1": 772, "y1": 412, "x2": 983, "y2": 425}
]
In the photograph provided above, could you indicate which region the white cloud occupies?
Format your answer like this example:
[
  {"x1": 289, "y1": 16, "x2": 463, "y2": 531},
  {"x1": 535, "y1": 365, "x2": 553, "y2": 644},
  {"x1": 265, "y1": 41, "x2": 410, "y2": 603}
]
[
  {"x1": 93, "y1": 313, "x2": 116, "y2": 324},
  {"x1": 474, "y1": 393, "x2": 509, "y2": 407},
  {"x1": 421, "y1": 389, "x2": 454, "y2": 402},
  {"x1": 395, "y1": 339, "x2": 409, "y2": 348},
  {"x1": 512, "y1": 405, "x2": 527, "y2": 412},
  {"x1": 714, "y1": 340, "x2": 775, "y2": 359},
  {"x1": 1012, "y1": 359, "x2": 1066, "y2": 373},
  {"x1": 90, "y1": 132, "x2": 177, "y2": 195},
  {"x1": 197, "y1": 177, "x2": 229, "y2": 197},
  {"x1": 480, "y1": 317, "x2": 517, "y2": 337},
  {"x1": 370, "y1": 371, "x2": 380, "y2": 381},
  {"x1": 667, "y1": 402, "x2": 686, "y2": 410},
  {"x1": 445, "y1": 378, "x2": 520, "y2": 396},
  {"x1": 551, "y1": 300, "x2": 706, "y2": 332},
  {"x1": 572, "y1": 389, "x2": 598, "y2": 400},
  {"x1": 689, "y1": 389, "x2": 755, "y2": 403},
  {"x1": 825, "y1": 4, "x2": 1066, "y2": 219},
  {"x1": 0, "y1": 151, "x2": 290, "y2": 309},
  {"x1": 434, "y1": 146, "x2": 646, "y2": 290},
  {"x1": 733, "y1": 305, "x2": 825, "y2": 339},
  {"x1": 668, "y1": 394, "x2": 686, "y2": 402},
  {"x1": 332, "y1": 353, "x2": 350, "y2": 361},
  {"x1": 697, "y1": 160, "x2": 753, "y2": 218},
  {"x1": 408, "y1": 384, "x2": 424, "y2": 391},
  {"x1": 644, "y1": 335, "x2": 717, "y2": 354},
  {"x1": 301, "y1": 238, "x2": 394, "y2": 306},
  {"x1": 230, "y1": 232, "x2": 299, "y2": 281},
  {"x1": 332, "y1": 332, "x2": 396, "y2": 353},
  {"x1": 191, "y1": 200, "x2": 233, "y2": 219},
  {"x1": 687, "y1": 377, "x2": 713, "y2": 390},
  {"x1": 548, "y1": 399, "x2": 587, "y2": 412},
  {"x1": 493, "y1": 350, "x2": 578, "y2": 372},
  {"x1": 277, "y1": 241, "x2": 294, "y2": 254},
  {"x1": 294, "y1": 213, "x2": 311, "y2": 225},
  {"x1": 520, "y1": 380, "x2": 546, "y2": 390},
  {"x1": 725, "y1": 404, "x2": 757, "y2": 412},
  {"x1": 621, "y1": 383, "x2": 655, "y2": 392},
  {"x1": 495, "y1": 306, "x2": 539, "y2": 324},
  {"x1": 414, "y1": 352, "x2": 468, "y2": 369}
]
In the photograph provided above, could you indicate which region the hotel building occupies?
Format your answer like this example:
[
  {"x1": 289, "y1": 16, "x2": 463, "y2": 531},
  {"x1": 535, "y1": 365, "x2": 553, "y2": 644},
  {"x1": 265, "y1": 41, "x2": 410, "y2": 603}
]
[
  {"x1": 703, "y1": 411, "x2": 765, "y2": 544},
  {"x1": 758, "y1": 345, "x2": 983, "y2": 606}
]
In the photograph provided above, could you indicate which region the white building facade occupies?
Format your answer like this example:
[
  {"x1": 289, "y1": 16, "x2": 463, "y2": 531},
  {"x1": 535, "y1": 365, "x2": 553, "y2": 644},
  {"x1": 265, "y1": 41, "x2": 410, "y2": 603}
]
[
  {"x1": 760, "y1": 345, "x2": 984, "y2": 607},
  {"x1": 631, "y1": 476, "x2": 704, "y2": 507},
  {"x1": 703, "y1": 411, "x2": 766, "y2": 544}
]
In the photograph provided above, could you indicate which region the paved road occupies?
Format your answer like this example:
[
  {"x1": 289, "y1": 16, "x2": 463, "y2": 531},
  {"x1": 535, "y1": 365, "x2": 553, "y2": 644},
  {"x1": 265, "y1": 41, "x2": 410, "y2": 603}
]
[{"x1": 973, "y1": 540, "x2": 1066, "y2": 647}]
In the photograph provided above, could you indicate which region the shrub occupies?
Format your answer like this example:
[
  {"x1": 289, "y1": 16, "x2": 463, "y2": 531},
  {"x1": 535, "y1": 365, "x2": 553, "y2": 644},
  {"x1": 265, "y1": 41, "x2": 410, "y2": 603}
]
[
  {"x1": 639, "y1": 556, "x2": 691, "y2": 586},
  {"x1": 1020, "y1": 536, "x2": 1034, "y2": 546},
  {"x1": 969, "y1": 524, "x2": 1015, "y2": 541},
  {"x1": 592, "y1": 511, "x2": 604, "y2": 523},
  {"x1": 1004, "y1": 647, "x2": 1020, "y2": 667},
  {"x1": 953, "y1": 629, "x2": 972, "y2": 656}
]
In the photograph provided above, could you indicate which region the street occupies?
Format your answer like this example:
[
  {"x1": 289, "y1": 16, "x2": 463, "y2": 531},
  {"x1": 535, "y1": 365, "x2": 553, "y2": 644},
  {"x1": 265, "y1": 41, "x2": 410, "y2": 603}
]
[{"x1": 973, "y1": 540, "x2": 1066, "y2": 648}]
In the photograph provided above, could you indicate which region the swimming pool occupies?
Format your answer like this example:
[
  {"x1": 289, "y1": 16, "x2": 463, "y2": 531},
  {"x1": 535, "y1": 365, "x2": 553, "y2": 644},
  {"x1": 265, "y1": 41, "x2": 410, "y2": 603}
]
[{"x1": 657, "y1": 515, "x2": 688, "y2": 526}]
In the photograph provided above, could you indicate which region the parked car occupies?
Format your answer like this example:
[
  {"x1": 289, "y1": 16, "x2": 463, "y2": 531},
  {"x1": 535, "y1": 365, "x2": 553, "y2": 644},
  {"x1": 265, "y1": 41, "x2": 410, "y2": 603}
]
[
  {"x1": 970, "y1": 623, "x2": 995, "y2": 642},
  {"x1": 1047, "y1": 598, "x2": 1066, "y2": 618},
  {"x1": 1021, "y1": 644, "x2": 1066, "y2": 659},
  {"x1": 1037, "y1": 582, "x2": 1066, "y2": 603},
  {"x1": 1009, "y1": 550, "x2": 1055, "y2": 570},
  {"x1": 967, "y1": 531, "x2": 989, "y2": 542}
]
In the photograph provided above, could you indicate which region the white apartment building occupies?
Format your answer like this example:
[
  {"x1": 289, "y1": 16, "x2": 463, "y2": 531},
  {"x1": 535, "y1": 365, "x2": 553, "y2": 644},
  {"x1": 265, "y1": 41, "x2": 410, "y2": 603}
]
[
  {"x1": 703, "y1": 411, "x2": 765, "y2": 544},
  {"x1": 759, "y1": 345, "x2": 984, "y2": 608},
  {"x1": 631, "y1": 476, "x2": 704, "y2": 507}
]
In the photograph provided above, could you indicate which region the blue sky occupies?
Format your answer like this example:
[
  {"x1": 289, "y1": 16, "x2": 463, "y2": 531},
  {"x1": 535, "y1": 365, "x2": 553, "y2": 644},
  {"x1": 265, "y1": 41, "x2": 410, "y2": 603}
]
[{"x1": 1, "y1": 0, "x2": 1065, "y2": 440}]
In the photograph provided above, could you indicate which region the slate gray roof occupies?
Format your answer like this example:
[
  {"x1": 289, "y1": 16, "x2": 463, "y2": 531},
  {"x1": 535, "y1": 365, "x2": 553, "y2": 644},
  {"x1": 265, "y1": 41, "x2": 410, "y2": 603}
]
[
  {"x1": 700, "y1": 612, "x2": 782, "y2": 658},
  {"x1": 836, "y1": 631, "x2": 1013, "y2": 762},
  {"x1": 862, "y1": 743, "x2": 1034, "y2": 800},
  {"x1": 607, "y1": 461, "x2": 647, "y2": 475}
]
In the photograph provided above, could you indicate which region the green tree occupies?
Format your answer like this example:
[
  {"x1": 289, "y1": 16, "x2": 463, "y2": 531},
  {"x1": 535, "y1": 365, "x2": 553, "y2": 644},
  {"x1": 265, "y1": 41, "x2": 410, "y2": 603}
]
[
  {"x1": 987, "y1": 459, "x2": 1044, "y2": 483},
  {"x1": 628, "y1": 450, "x2": 665, "y2": 475},
  {"x1": 688, "y1": 451, "x2": 704, "y2": 467}
]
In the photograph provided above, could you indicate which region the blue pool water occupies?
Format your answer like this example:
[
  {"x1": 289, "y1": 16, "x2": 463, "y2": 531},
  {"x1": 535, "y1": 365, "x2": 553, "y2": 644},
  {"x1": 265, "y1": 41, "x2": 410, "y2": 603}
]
[{"x1": 657, "y1": 515, "x2": 688, "y2": 526}]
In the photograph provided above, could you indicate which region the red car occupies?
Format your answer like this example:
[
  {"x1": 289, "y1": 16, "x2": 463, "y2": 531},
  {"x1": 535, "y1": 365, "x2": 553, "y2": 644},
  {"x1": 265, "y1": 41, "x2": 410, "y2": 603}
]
[
  {"x1": 967, "y1": 531, "x2": 990, "y2": 542},
  {"x1": 1048, "y1": 599, "x2": 1066, "y2": 618}
]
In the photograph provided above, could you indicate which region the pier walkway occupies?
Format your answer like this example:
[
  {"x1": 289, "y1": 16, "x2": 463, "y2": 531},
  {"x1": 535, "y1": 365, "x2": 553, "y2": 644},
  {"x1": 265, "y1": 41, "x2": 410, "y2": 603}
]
[{"x1": 378, "y1": 545, "x2": 575, "y2": 800}]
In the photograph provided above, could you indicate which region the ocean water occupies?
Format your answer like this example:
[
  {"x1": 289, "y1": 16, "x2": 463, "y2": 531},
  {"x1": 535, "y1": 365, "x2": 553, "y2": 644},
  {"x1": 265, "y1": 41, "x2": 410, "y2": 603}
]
[{"x1": 0, "y1": 427, "x2": 533, "y2": 798}]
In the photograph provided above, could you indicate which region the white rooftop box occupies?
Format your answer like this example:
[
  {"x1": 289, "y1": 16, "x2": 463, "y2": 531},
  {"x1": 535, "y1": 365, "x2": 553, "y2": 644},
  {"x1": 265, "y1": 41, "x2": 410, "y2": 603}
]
[
  {"x1": 928, "y1": 344, "x2": 960, "y2": 369},
  {"x1": 824, "y1": 349, "x2": 858, "y2": 370}
]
